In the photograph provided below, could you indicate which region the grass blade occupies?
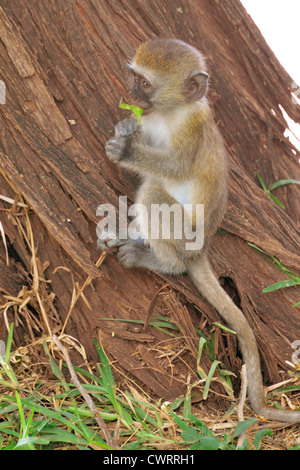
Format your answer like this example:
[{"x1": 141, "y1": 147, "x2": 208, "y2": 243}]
[
  {"x1": 93, "y1": 339, "x2": 132, "y2": 428},
  {"x1": 233, "y1": 418, "x2": 258, "y2": 438},
  {"x1": 196, "y1": 337, "x2": 207, "y2": 380},
  {"x1": 5, "y1": 323, "x2": 14, "y2": 363},
  {"x1": 203, "y1": 360, "x2": 220, "y2": 400},
  {"x1": 17, "y1": 397, "x2": 108, "y2": 448},
  {"x1": 269, "y1": 179, "x2": 300, "y2": 191},
  {"x1": 256, "y1": 172, "x2": 285, "y2": 208},
  {"x1": 263, "y1": 279, "x2": 300, "y2": 293},
  {"x1": 256, "y1": 172, "x2": 267, "y2": 191}
]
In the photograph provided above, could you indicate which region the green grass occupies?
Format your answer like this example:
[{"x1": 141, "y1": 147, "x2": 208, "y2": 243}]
[
  {"x1": 1, "y1": 323, "x2": 300, "y2": 450},
  {"x1": 256, "y1": 173, "x2": 300, "y2": 210},
  {"x1": 248, "y1": 243, "x2": 300, "y2": 307},
  {"x1": 100, "y1": 315, "x2": 235, "y2": 401}
]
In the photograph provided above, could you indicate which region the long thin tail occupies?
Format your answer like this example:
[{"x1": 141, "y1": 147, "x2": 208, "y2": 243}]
[{"x1": 187, "y1": 256, "x2": 300, "y2": 423}]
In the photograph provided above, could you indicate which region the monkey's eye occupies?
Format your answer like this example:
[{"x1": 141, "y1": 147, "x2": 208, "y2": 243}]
[{"x1": 142, "y1": 79, "x2": 151, "y2": 89}]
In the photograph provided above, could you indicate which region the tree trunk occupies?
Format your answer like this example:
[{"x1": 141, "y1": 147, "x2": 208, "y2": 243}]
[{"x1": 0, "y1": 0, "x2": 299, "y2": 404}]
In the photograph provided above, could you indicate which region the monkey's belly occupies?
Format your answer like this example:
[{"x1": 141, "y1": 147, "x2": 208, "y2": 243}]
[
  {"x1": 162, "y1": 179, "x2": 195, "y2": 210},
  {"x1": 133, "y1": 179, "x2": 196, "y2": 242}
]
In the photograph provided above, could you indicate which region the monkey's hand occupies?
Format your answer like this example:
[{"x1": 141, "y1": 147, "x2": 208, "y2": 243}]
[
  {"x1": 114, "y1": 118, "x2": 137, "y2": 137},
  {"x1": 105, "y1": 135, "x2": 129, "y2": 162},
  {"x1": 106, "y1": 119, "x2": 137, "y2": 162}
]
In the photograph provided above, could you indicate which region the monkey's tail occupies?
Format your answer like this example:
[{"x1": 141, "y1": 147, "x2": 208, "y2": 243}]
[{"x1": 187, "y1": 256, "x2": 300, "y2": 423}]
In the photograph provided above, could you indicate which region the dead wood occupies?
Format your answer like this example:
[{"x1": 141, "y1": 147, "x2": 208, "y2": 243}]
[{"x1": 0, "y1": 0, "x2": 299, "y2": 405}]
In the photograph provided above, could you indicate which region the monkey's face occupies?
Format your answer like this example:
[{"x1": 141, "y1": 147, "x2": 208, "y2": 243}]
[
  {"x1": 128, "y1": 39, "x2": 209, "y2": 114},
  {"x1": 128, "y1": 70, "x2": 155, "y2": 114},
  {"x1": 128, "y1": 65, "x2": 191, "y2": 114}
]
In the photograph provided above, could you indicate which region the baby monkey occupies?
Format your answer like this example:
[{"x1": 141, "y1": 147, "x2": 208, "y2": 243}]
[{"x1": 104, "y1": 38, "x2": 300, "y2": 423}]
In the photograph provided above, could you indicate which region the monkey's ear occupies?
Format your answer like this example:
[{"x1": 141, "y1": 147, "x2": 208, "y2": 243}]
[{"x1": 183, "y1": 71, "x2": 209, "y2": 102}]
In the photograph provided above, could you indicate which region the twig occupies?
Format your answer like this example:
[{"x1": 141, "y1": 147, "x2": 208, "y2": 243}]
[
  {"x1": 61, "y1": 251, "x2": 108, "y2": 335},
  {"x1": 143, "y1": 283, "x2": 169, "y2": 331},
  {"x1": 0, "y1": 220, "x2": 9, "y2": 266},
  {"x1": 236, "y1": 364, "x2": 248, "y2": 449},
  {"x1": 53, "y1": 335, "x2": 120, "y2": 450},
  {"x1": 0, "y1": 194, "x2": 28, "y2": 208}
]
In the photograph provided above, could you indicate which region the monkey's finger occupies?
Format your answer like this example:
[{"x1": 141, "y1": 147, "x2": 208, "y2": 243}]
[
  {"x1": 106, "y1": 238, "x2": 126, "y2": 248},
  {"x1": 117, "y1": 249, "x2": 133, "y2": 266},
  {"x1": 105, "y1": 139, "x2": 125, "y2": 161},
  {"x1": 115, "y1": 118, "x2": 137, "y2": 137},
  {"x1": 106, "y1": 138, "x2": 121, "y2": 151},
  {"x1": 106, "y1": 136, "x2": 126, "y2": 149},
  {"x1": 97, "y1": 239, "x2": 109, "y2": 251}
]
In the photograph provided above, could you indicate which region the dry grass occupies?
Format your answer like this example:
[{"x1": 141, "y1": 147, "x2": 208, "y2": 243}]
[{"x1": 0, "y1": 189, "x2": 300, "y2": 449}]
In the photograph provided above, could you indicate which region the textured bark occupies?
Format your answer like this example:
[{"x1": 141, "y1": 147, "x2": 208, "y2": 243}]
[{"x1": 0, "y1": 0, "x2": 299, "y2": 403}]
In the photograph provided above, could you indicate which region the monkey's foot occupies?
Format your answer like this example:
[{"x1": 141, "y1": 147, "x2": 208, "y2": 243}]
[
  {"x1": 97, "y1": 228, "x2": 147, "y2": 253},
  {"x1": 97, "y1": 228, "x2": 125, "y2": 251},
  {"x1": 117, "y1": 240, "x2": 150, "y2": 268},
  {"x1": 117, "y1": 240, "x2": 185, "y2": 275}
]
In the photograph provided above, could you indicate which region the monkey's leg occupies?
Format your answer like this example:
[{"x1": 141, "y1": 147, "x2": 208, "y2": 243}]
[
  {"x1": 118, "y1": 184, "x2": 191, "y2": 275},
  {"x1": 118, "y1": 238, "x2": 185, "y2": 275}
]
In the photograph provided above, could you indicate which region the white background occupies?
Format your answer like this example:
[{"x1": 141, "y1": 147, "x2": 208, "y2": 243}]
[{"x1": 241, "y1": 0, "x2": 300, "y2": 150}]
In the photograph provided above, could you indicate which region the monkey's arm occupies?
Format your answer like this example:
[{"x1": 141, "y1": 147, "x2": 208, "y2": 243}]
[
  {"x1": 106, "y1": 134, "x2": 189, "y2": 178},
  {"x1": 106, "y1": 117, "x2": 191, "y2": 176}
]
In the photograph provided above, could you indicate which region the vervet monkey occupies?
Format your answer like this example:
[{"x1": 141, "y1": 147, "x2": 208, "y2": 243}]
[{"x1": 103, "y1": 38, "x2": 300, "y2": 423}]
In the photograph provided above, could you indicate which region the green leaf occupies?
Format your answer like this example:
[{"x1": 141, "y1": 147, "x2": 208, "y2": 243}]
[
  {"x1": 93, "y1": 339, "x2": 115, "y2": 390},
  {"x1": 256, "y1": 172, "x2": 285, "y2": 208},
  {"x1": 133, "y1": 406, "x2": 160, "y2": 429},
  {"x1": 119, "y1": 98, "x2": 144, "y2": 123},
  {"x1": 187, "y1": 413, "x2": 214, "y2": 438},
  {"x1": 183, "y1": 389, "x2": 191, "y2": 419},
  {"x1": 217, "y1": 228, "x2": 228, "y2": 234},
  {"x1": 197, "y1": 336, "x2": 207, "y2": 379},
  {"x1": 256, "y1": 172, "x2": 267, "y2": 191},
  {"x1": 21, "y1": 399, "x2": 111, "y2": 449},
  {"x1": 198, "y1": 435, "x2": 220, "y2": 450},
  {"x1": 151, "y1": 321, "x2": 179, "y2": 331},
  {"x1": 15, "y1": 391, "x2": 26, "y2": 434},
  {"x1": 248, "y1": 243, "x2": 300, "y2": 281},
  {"x1": 213, "y1": 322, "x2": 237, "y2": 335},
  {"x1": 186, "y1": 413, "x2": 204, "y2": 428},
  {"x1": 181, "y1": 428, "x2": 200, "y2": 443},
  {"x1": 203, "y1": 360, "x2": 220, "y2": 400},
  {"x1": 14, "y1": 437, "x2": 39, "y2": 449},
  {"x1": 233, "y1": 418, "x2": 258, "y2": 437},
  {"x1": 268, "y1": 192, "x2": 285, "y2": 209},
  {"x1": 93, "y1": 339, "x2": 132, "y2": 428},
  {"x1": 170, "y1": 411, "x2": 190, "y2": 431},
  {"x1": 269, "y1": 179, "x2": 300, "y2": 191},
  {"x1": 5, "y1": 323, "x2": 14, "y2": 363},
  {"x1": 170, "y1": 397, "x2": 185, "y2": 410},
  {"x1": 253, "y1": 428, "x2": 273, "y2": 450},
  {"x1": 263, "y1": 279, "x2": 300, "y2": 293},
  {"x1": 40, "y1": 427, "x2": 90, "y2": 445}
]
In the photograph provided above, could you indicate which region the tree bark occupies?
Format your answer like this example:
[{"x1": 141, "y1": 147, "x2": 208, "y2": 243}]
[{"x1": 0, "y1": 0, "x2": 299, "y2": 403}]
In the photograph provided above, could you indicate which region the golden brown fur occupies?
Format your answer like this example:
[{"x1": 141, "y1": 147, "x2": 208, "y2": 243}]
[{"x1": 104, "y1": 39, "x2": 300, "y2": 422}]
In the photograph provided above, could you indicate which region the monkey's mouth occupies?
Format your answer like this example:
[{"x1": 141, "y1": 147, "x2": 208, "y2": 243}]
[
  {"x1": 141, "y1": 105, "x2": 153, "y2": 115},
  {"x1": 132, "y1": 98, "x2": 153, "y2": 115}
]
